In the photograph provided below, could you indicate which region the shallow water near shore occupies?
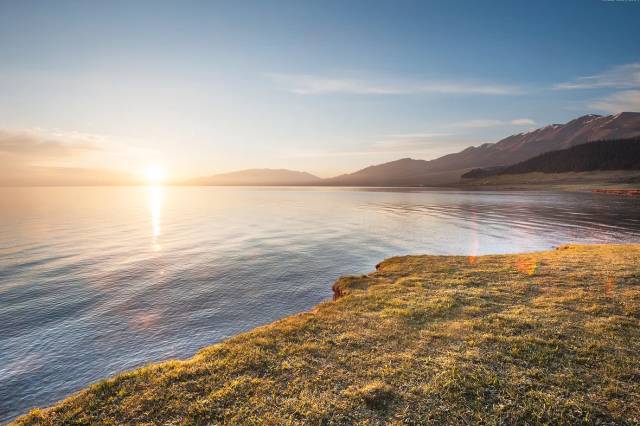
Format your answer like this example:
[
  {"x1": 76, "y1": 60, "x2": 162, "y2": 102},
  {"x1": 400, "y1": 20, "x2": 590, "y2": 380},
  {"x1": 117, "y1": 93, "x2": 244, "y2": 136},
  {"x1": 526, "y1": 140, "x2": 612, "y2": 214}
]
[{"x1": 1, "y1": 186, "x2": 640, "y2": 422}]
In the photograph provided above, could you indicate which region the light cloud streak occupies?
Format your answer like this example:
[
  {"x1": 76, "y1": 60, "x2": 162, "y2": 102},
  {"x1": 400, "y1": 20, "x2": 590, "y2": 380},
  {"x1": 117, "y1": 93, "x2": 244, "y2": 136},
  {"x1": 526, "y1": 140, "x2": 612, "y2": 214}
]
[
  {"x1": 589, "y1": 90, "x2": 640, "y2": 113},
  {"x1": 283, "y1": 131, "x2": 477, "y2": 162},
  {"x1": 0, "y1": 128, "x2": 102, "y2": 158},
  {"x1": 555, "y1": 63, "x2": 640, "y2": 114},
  {"x1": 555, "y1": 63, "x2": 640, "y2": 90},
  {"x1": 284, "y1": 117, "x2": 535, "y2": 161},
  {"x1": 0, "y1": 128, "x2": 155, "y2": 185},
  {"x1": 453, "y1": 118, "x2": 536, "y2": 128},
  {"x1": 371, "y1": 133, "x2": 454, "y2": 152},
  {"x1": 386, "y1": 132, "x2": 452, "y2": 139},
  {"x1": 269, "y1": 74, "x2": 524, "y2": 96}
]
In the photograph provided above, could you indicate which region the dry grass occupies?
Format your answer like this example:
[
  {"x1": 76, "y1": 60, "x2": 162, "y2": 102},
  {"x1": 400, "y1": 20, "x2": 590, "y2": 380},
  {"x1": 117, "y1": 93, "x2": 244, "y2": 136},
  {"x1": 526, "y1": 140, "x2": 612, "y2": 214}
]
[
  {"x1": 15, "y1": 244, "x2": 640, "y2": 425},
  {"x1": 457, "y1": 170, "x2": 640, "y2": 191}
]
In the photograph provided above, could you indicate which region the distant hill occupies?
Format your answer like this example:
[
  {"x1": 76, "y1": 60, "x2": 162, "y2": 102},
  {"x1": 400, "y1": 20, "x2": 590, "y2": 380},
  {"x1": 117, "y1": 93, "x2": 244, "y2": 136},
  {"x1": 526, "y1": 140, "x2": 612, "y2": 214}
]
[
  {"x1": 190, "y1": 169, "x2": 322, "y2": 186},
  {"x1": 462, "y1": 138, "x2": 640, "y2": 178},
  {"x1": 325, "y1": 112, "x2": 640, "y2": 186},
  {"x1": 323, "y1": 158, "x2": 437, "y2": 186}
]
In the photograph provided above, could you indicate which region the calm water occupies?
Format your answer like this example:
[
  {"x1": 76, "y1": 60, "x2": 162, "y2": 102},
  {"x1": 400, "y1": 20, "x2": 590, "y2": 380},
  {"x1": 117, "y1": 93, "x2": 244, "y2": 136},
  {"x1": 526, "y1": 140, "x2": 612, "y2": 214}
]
[{"x1": 1, "y1": 186, "x2": 640, "y2": 422}]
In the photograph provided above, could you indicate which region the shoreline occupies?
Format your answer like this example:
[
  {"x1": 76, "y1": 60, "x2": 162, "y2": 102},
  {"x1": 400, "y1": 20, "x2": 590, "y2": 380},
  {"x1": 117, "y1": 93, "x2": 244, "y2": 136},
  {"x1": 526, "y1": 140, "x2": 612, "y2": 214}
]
[
  {"x1": 14, "y1": 244, "x2": 640, "y2": 424},
  {"x1": 4, "y1": 169, "x2": 640, "y2": 191},
  {"x1": 592, "y1": 188, "x2": 640, "y2": 197}
]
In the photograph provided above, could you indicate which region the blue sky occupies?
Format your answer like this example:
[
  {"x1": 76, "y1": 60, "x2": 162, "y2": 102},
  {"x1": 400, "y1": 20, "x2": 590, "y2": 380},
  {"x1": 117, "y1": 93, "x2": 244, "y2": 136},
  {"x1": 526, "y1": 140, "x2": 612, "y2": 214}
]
[{"x1": 0, "y1": 0, "x2": 639, "y2": 180}]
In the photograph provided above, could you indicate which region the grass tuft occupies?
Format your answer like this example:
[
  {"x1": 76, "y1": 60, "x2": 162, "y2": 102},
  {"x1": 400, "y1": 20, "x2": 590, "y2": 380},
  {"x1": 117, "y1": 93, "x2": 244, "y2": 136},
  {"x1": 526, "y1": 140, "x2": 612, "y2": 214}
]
[{"x1": 345, "y1": 381, "x2": 396, "y2": 411}]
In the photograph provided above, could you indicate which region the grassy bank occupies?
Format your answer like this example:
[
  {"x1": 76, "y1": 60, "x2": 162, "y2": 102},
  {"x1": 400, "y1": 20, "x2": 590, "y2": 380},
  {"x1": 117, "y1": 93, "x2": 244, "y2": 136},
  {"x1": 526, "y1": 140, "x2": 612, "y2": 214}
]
[
  {"x1": 457, "y1": 170, "x2": 640, "y2": 191},
  {"x1": 16, "y1": 244, "x2": 640, "y2": 425}
]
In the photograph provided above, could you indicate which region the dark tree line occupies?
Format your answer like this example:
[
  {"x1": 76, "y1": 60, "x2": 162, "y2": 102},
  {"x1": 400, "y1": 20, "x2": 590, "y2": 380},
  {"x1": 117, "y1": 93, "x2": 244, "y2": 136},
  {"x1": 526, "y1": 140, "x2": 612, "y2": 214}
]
[{"x1": 462, "y1": 138, "x2": 640, "y2": 178}]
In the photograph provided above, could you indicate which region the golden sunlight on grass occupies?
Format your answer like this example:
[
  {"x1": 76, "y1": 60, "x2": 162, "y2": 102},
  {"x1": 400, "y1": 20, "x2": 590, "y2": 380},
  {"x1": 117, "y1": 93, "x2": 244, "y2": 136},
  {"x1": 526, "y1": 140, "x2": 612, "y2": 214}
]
[{"x1": 15, "y1": 244, "x2": 640, "y2": 425}]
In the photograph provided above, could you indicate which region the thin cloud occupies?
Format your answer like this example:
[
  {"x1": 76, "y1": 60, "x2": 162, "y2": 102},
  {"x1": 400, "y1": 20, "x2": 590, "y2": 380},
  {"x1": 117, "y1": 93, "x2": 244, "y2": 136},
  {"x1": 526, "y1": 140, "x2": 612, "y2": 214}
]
[
  {"x1": 285, "y1": 133, "x2": 476, "y2": 159},
  {"x1": 555, "y1": 63, "x2": 640, "y2": 90},
  {"x1": 589, "y1": 90, "x2": 640, "y2": 113},
  {"x1": 510, "y1": 118, "x2": 537, "y2": 126},
  {"x1": 372, "y1": 132, "x2": 454, "y2": 151},
  {"x1": 287, "y1": 120, "x2": 534, "y2": 159},
  {"x1": 284, "y1": 143, "x2": 475, "y2": 158},
  {"x1": 386, "y1": 132, "x2": 452, "y2": 139},
  {"x1": 0, "y1": 128, "x2": 157, "y2": 185},
  {"x1": 453, "y1": 118, "x2": 536, "y2": 128},
  {"x1": 0, "y1": 128, "x2": 102, "y2": 158},
  {"x1": 269, "y1": 73, "x2": 524, "y2": 96}
]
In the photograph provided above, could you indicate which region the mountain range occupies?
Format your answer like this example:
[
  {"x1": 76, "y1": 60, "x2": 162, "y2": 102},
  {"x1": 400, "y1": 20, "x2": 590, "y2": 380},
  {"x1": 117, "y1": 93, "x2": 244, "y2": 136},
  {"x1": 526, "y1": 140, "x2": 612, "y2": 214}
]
[
  {"x1": 462, "y1": 138, "x2": 640, "y2": 178},
  {"x1": 191, "y1": 112, "x2": 640, "y2": 186}
]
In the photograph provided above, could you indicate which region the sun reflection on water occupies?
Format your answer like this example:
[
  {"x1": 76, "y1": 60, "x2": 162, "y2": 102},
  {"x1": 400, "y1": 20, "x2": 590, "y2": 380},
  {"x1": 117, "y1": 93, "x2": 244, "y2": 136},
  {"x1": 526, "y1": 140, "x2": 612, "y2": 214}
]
[{"x1": 148, "y1": 185, "x2": 164, "y2": 250}]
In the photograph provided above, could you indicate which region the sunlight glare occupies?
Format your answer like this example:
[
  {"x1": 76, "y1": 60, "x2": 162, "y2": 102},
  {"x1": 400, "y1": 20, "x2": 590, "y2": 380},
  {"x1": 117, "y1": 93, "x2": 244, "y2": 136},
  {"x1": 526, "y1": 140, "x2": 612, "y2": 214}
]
[{"x1": 145, "y1": 164, "x2": 167, "y2": 185}]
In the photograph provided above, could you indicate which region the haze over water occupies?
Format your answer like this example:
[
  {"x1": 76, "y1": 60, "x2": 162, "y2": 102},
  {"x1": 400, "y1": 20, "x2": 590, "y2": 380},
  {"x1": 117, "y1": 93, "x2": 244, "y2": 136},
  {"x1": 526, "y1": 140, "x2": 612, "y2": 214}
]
[{"x1": 1, "y1": 186, "x2": 640, "y2": 422}]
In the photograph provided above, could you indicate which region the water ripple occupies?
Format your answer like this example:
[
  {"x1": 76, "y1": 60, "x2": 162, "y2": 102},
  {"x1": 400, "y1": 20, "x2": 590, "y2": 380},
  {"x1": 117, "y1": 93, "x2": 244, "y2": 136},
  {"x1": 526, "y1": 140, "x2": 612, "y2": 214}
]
[{"x1": 1, "y1": 186, "x2": 639, "y2": 422}]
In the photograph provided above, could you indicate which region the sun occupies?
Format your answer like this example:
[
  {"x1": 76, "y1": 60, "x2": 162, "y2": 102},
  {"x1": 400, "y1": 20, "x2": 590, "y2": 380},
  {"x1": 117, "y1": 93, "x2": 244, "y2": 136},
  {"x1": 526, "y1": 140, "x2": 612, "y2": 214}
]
[{"x1": 144, "y1": 164, "x2": 167, "y2": 184}]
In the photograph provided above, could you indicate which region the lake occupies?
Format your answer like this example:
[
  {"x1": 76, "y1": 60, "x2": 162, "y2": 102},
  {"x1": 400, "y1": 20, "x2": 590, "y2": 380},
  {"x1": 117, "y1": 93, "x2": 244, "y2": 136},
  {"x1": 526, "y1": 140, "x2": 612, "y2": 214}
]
[{"x1": 1, "y1": 186, "x2": 640, "y2": 422}]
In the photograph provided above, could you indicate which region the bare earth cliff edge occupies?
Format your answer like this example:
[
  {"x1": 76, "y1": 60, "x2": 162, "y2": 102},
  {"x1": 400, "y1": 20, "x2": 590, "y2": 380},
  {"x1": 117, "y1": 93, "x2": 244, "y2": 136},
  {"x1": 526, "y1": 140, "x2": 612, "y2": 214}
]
[{"x1": 15, "y1": 244, "x2": 640, "y2": 425}]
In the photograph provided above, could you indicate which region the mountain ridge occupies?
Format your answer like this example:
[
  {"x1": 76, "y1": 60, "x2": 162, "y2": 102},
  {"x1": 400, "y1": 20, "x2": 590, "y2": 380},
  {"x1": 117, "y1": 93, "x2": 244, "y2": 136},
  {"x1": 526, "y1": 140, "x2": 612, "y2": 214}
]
[
  {"x1": 190, "y1": 168, "x2": 322, "y2": 186},
  {"x1": 188, "y1": 112, "x2": 640, "y2": 186},
  {"x1": 462, "y1": 137, "x2": 640, "y2": 178},
  {"x1": 323, "y1": 112, "x2": 640, "y2": 186}
]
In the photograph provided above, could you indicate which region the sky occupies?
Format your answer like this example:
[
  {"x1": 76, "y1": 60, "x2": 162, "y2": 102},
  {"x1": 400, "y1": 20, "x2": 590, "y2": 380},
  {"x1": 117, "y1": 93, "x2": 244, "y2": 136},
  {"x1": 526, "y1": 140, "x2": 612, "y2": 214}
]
[{"x1": 1, "y1": 0, "x2": 639, "y2": 183}]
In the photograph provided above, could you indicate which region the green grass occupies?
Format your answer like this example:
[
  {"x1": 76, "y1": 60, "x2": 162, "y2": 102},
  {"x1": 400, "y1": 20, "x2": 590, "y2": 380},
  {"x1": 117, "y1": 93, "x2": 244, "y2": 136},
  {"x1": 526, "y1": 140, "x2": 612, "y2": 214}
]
[{"x1": 15, "y1": 244, "x2": 640, "y2": 425}]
